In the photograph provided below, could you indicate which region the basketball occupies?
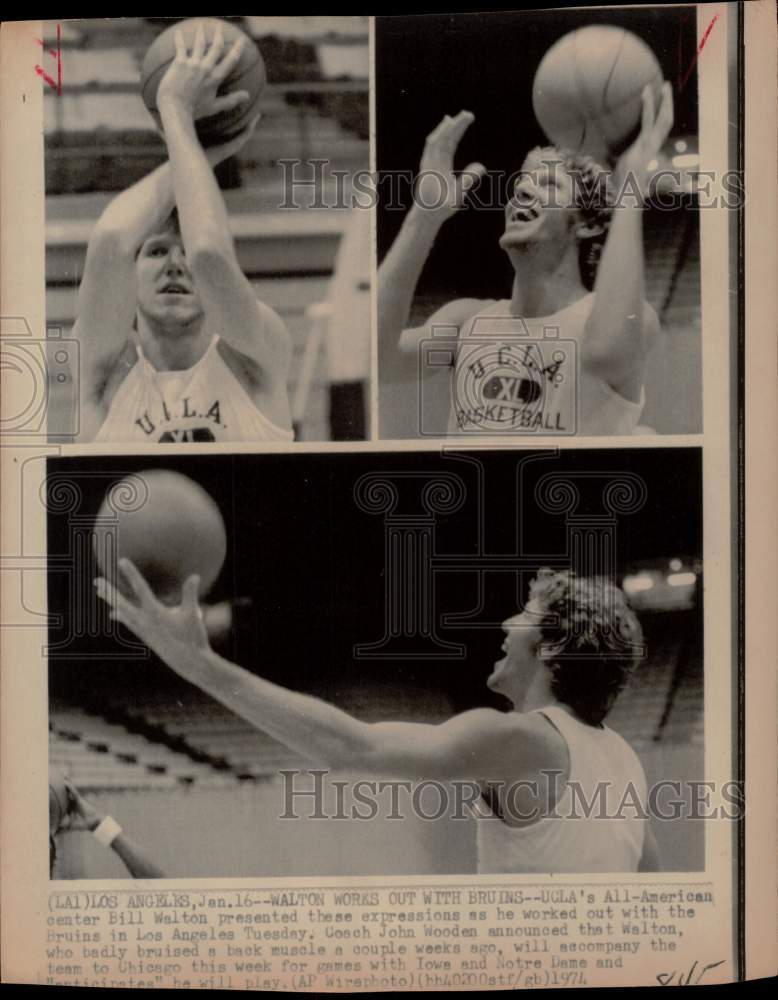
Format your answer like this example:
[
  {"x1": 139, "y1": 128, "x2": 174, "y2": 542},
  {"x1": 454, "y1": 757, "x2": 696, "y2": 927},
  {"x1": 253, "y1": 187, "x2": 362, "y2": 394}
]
[
  {"x1": 532, "y1": 26, "x2": 663, "y2": 161},
  {"x1": 93, "y1": 470, "x2": 227, "y2": 604},
  {"x1": 140, "y1": 17, "x2": 266, "y2": 146},
  {"x1": 49, "y1": 768, "x2": 70, "y2": 835}
]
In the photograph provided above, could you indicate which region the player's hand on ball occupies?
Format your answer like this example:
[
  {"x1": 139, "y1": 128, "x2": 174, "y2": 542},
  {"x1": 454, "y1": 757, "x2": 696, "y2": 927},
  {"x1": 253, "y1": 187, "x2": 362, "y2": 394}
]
[
  {"x1": 95, "y1": 559, "x2": 211, "y2": 667},
  {"x1": 615, "y1": 81, "x2": 674, "y2": 202},
  {"x1": 157, "y1": 23, "x2": 250, "y2": 121},
  {"x1": 416, "y1": 111, "x2": 486, "y2": 221},
  {"x1": 206, "y1": 114, "x2": 261, "y2": 167}
]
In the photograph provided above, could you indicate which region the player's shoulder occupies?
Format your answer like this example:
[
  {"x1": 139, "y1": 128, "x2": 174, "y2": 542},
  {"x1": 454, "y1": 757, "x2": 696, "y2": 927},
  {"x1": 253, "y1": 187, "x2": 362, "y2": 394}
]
[
  {"x1": 450, "y1": 707, "x2": 558, "y2": 747},
  {"x1": 450, "y1": 709, "x2": 567, "y2": 775},
  {"x1": 429, "y1": 297, "x2": 495, "y2": 327}
]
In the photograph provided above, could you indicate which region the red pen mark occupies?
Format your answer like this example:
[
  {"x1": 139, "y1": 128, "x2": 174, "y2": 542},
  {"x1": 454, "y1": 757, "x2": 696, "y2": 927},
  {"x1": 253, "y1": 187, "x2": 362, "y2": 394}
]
[
  {"x1": 34, "y1": 22, "x2": 61, "y2": 95},
  {"x1": 679, "y1": 14, "x2": 719, "y2": 94}
]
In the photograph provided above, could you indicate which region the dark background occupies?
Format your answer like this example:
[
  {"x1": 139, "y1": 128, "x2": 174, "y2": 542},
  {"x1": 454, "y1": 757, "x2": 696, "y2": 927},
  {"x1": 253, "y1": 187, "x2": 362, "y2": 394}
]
[
  {"x1": 48, "y1": 448, "x2": 702, "y2": 713},
  {"x1": 376, "y1": 7, "x2": 700, "y2": 299}
]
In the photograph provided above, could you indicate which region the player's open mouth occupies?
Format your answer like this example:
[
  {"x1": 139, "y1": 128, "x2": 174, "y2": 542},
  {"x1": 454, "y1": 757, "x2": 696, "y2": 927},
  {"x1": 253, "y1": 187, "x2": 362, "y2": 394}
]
[
  {"x1": 509, "y1": 201, "x2": 541, "y2": 224},
  {"x1": 159, "y1": 283, "x2": 190, "y2": 295}
]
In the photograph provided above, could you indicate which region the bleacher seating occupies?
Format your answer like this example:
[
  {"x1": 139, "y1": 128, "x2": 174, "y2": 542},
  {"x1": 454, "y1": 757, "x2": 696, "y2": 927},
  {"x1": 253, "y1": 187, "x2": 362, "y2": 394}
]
[
  {"x1": 49, "y1": 704, "x2": 235, "y2": 789},
  {"x1": 112, "y1": 694, "x2": 310, "y2": 779}
]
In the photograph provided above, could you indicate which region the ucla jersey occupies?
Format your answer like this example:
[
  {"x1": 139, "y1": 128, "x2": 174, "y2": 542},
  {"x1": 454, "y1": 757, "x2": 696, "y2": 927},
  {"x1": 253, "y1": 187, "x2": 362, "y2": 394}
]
[
  {"x1": 94, "y1": 336, "x2": 293, "y2": 444},
  {"x1": 449, "y1": 295, "x2": 644, "y2": 436}
]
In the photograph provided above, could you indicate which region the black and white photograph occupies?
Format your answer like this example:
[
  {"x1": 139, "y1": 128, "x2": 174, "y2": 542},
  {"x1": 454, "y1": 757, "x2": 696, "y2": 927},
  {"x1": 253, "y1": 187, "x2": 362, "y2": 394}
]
[
  {"x1": 47, "y1": 449, "x2": 704, "y2": 879},
  {"x1": 376, "y1": 8, "x2": 705, "y2": 439},
  {"x1": 44, "y1": 17, "x2": 370, "y2": 443},
  {"x1": 2, "y1": 5, "x2": 776, "y2": 992}
]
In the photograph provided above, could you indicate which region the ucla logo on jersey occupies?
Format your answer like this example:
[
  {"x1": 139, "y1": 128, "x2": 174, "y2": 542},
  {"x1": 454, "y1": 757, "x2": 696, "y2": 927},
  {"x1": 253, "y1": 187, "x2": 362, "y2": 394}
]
[
  {"x1": 450, "y1": 317, "x2": 577, "y2": 434},
  {"x1": 158, "y1": 428, "x2": 216, "y2": 442},
  {"x1": 134, "y1": 396, "x2": 225, "y2": 441}
]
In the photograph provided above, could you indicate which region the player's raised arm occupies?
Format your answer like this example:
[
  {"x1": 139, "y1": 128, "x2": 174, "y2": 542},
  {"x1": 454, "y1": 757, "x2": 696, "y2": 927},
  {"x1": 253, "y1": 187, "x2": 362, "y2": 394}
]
[
  {"x1": 156, "y1": 25, "x2": 291, "y2": 388},
  {"x1": 74, "y1": 125, "x2": 258, "y2": 439},
  {"x1": 95, "y1": 561, "x2": 523, "y2": 783},
  {"x1": 378, "y1": 112, "x2": 486, "y2": 375},
  {"x1": 583, "y1": 82, "x2": 673, "y2": 401},
  {"x1": 74, "y1": 163, "x2": 176, "y2": 437}
]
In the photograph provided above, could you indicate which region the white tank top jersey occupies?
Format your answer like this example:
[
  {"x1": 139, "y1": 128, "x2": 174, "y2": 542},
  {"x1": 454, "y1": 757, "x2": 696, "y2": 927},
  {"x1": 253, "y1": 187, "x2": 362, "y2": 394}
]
[
  {"x1": 448, "y1": 295, "x2": 645, "y2": 437},
  {"x1": 94, "y1": 336, "x2": 293, "y2": 444},
  {"x1": 474, "y1": 706, "x2": 648, "y2": 874}
]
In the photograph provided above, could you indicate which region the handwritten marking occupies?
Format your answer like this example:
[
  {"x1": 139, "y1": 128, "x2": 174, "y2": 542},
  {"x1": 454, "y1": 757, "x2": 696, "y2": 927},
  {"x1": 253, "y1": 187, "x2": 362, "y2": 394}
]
[
  {"x1": 657, "y1": 959, "x2": 725, "y2": 986},
  {"x1": 679, "y1": 14, "x2": 719, "y2": 93},
  {"x1": 34, "y1": 22, "x2": 61, "y2": 95}
]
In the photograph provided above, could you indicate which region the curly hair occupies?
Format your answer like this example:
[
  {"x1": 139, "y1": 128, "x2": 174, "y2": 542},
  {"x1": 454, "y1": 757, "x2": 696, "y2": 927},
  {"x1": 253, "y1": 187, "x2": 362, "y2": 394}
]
[
  {"x1": 528, "y1": 568, "x2": 643, "y2": 726},
  {"x1": 530, "y1": 146, "x2": 614, "y2": 290}
]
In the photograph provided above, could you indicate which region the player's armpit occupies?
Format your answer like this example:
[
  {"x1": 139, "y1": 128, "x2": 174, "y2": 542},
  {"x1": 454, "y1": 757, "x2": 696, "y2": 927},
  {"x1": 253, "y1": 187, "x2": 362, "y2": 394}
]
[
  {"x1": 73, "y1": 228, "x2": 138, "y2": 406},
  {"x1": 187, "y1": 246, "x2": 292, "y2": 384}
]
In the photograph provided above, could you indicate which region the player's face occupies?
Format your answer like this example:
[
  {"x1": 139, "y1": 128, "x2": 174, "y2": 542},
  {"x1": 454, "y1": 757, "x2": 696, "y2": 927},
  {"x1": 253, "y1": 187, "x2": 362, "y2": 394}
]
[
  {"x1": 500, "y1": 150, "x2": 579, "y2": 250},
  {"x1": 487, "y1": 600, "x2": 545, "y2": 703},
  {"x1": 136, "y1": 233, "x2": 204, "y2": 327}
]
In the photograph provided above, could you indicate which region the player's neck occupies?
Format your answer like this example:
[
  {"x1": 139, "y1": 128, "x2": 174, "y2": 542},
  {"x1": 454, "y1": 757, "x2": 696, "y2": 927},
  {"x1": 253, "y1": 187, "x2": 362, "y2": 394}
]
[
  {"x1": 507, "y1": 242, "x2": 587, "y2": 318},
  {"x1": 512, "y1": 668, "x2": 559, "y2": 715},
  {"x1": 136, "y1": 316, "x2": 211, "y2": 372}
]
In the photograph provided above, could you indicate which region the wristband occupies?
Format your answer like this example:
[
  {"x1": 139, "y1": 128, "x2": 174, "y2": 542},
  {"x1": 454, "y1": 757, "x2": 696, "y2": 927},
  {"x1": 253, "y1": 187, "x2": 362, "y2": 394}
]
[{"x1": 93, "y1": 816, "x2": 122, "y2": 848}]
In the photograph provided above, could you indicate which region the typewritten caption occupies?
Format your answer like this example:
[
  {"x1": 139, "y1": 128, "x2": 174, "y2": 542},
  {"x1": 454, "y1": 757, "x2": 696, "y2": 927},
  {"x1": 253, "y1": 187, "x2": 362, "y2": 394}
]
[{"x1": 45, "y1": 883, "x2": 726, "y2": 990}]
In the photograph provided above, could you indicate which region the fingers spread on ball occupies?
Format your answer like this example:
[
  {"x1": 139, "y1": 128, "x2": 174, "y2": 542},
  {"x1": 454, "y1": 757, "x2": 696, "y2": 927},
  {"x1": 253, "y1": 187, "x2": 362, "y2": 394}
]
[
  {"x1": 118, "y1": 558, "x2": 156, "y2": 607},
  {"x1": 640, "y1": 84, "x2": 656, "y2": 137},
  {"x1": 191, "y1": 23, "x2": 206, "y2": 63},
  {"x1": 94, "y1": 577, "x2": 143, "y2": 636},
  {"x1": 212, "y1": 90, "x2": 250, "y2": 114},
  {"x1": 202, "y1": 27, "x2": 224, "y2": 71},
  {"x1": 174, "y1": 29, "x2": 187, "y2": 62},
  {"x1": 655, "y1": 81, "x2": 674, "y2": 145},
  {"x1": 213, "y1": 36, "x2": 245, "y2": 84},
  {"x1": 182, "y1": 574, "x2": 201, "y2": 610}
]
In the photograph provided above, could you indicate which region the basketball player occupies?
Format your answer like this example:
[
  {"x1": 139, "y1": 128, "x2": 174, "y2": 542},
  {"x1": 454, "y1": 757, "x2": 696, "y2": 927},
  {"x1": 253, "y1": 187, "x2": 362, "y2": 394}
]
[
  {"x1": 75, "y1": 25, "x2": 292, "y2": 443},
  {"x1": 379, "y1": 83, "x2": 674, "y2": 436},
  {"x1": 96, "y1": 562, "x2": 660, "y2": 874}
]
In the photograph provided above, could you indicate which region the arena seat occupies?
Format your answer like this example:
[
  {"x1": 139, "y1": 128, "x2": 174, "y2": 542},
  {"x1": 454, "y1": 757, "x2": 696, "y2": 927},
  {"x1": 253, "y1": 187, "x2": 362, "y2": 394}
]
[{"x1": 50, "y1": 704, "x2": 234, "y2": 789}]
